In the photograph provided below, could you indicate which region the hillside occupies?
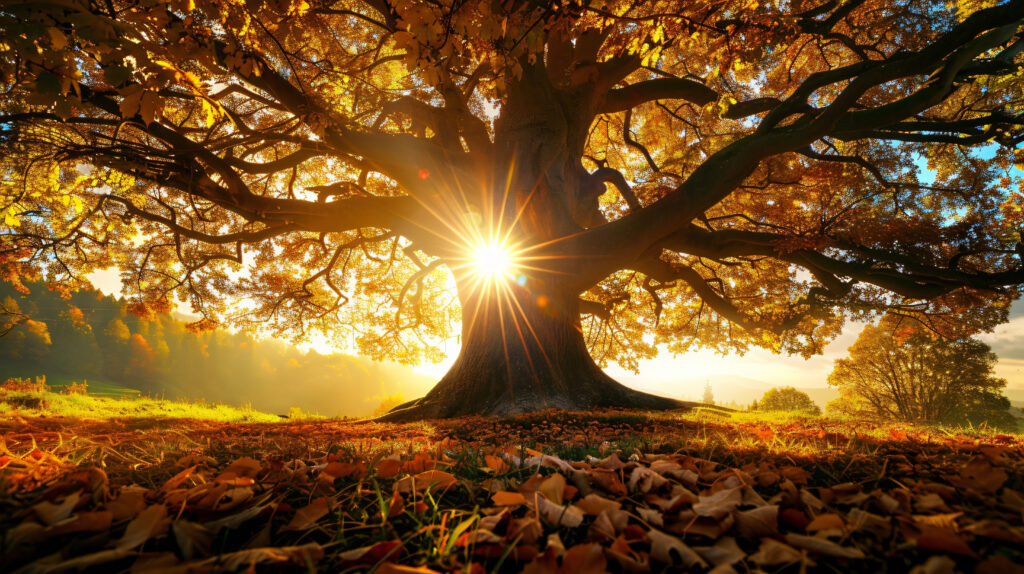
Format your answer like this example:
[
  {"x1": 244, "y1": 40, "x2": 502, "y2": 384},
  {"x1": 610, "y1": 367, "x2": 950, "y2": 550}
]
[{"x1": 0, "y1": 282, "x2": 434, "y2": 416}]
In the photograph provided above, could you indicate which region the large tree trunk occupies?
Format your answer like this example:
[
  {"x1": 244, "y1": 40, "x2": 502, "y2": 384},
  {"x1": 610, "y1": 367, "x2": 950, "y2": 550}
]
[
  {"x1": 381, "y1": 63, "x2": 689, "y2": 421},
  {"x1": 382, "y1": 276, "x2": 686, "y2": 421}
]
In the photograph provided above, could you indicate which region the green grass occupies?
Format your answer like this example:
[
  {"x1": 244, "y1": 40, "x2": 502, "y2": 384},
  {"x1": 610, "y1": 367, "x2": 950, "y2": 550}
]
[{"x1": 0, "y1": 386, "x2": 281, "y2": 423}]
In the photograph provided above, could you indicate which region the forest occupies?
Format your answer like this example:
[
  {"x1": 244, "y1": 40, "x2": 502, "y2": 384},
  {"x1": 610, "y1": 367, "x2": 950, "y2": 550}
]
[{"x1": 0, "y1": 281, "x2": 431, "y2": 416}]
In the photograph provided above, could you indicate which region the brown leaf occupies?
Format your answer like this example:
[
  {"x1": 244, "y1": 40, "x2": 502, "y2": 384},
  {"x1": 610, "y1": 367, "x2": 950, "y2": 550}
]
[
  {"x1": 916, "y1": 526, "x2": 978, "y2": 558},
  {"x1": 117, "y1": 504, "x2": 169, "y2": 550},
  {"x1": 749, "y1": 539, "x2": 811, "y2": 567},
  {"x1": 909, "y1": 555, "x2": 957, "y2": 574},
  {"x1": 628, "y1": 466, "x2": 668, "y2": 493},
  {"x1": 214, "y1": 457, "x2": 261, "y2": 483},
  {"x1": 648, "y1": 529, "x2": 708, "y2": 568},
  {"x1": 535, "y1": 493, "x2": 584, "y2": 527},
  {"x1": 46, "y1": 511, "x2": 113, "y2": 537},
  {"x1": 694, "y1": 536, "x2": 745, "y2": 567},
  {"x1": 693, "y1": 487, "x2": 742, "y2": 519},
  {"x1": 219, "y1": 543, "x2": 324, "y2": 570},
  {"x1": 588, "y1": 469, "x2": 627, "y2": 497},
  {"x1": 172, "y1": 520, "x2": 214, "y2": 560},
  {"x1": 784, "y1": 533, "x2": 866, "y2": 559},
  {"x1": 105, "y1": 486, "x2": 148, "y2": 521},
  {"x1": 323, "y1": 462, "x2": 365, "y2": 479},
  {"x1": 733, "y1": 504, "x2": 778, "y2": 537},
  {"x1": 33, "y1": 492, "x2": 81, "y2": 526},
  {"x1": 375, "y1": 459, "x2": 402, "y2": 479},
  {"x1": 282, "y1": 497, "x2": 329, "y2": 531},
  {"x1": 160, "y1": 465, "x2": 196, "y2": 493},
  {"x1": 954, "y1": 456, "x2": 1008, "y2": 493}
]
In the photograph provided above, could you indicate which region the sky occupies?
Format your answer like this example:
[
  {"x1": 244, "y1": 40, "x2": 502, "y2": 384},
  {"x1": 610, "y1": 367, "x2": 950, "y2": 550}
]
[{"x1": 85, "y1": 267, "x2": 1024, "y2": 404}]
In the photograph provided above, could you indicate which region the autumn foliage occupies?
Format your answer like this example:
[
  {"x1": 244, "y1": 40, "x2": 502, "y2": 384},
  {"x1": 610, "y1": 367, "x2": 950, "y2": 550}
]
[{"x1": 2, "y1": 0, "x2": 1024, "y2": 416}]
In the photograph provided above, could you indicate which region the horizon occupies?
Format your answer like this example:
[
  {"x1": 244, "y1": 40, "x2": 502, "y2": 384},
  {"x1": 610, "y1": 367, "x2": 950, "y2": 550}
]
[{"x1": 85, "y1": 267, "x2": 1024, "y2": 405}]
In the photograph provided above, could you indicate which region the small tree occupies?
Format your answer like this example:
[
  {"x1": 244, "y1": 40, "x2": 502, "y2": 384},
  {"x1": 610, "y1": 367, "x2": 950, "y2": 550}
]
[
  {"x1": 702, "y1": 381, "x2": 714, "y2": 405},
  {"x1": 828, "y1": 317, "x2": 1016, "y2": 429},
  {"x1": 757, "y1": 387, "x2": 820, "y2": 415}
]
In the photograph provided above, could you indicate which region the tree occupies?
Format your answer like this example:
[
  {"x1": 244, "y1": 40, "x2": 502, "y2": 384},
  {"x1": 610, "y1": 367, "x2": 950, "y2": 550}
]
[
  {"x1": 702, "y1": 380, "x2": 714, "y2": 405},
  {"x1": 827, "y1": 317, "x2": 1016, "y2": 429},
  {"x1": 2, "y1": 1, "x2": 1024, "y2": 419},
  {"x1": 756, "y1": 386, "x2": 821, "y2": 415}
]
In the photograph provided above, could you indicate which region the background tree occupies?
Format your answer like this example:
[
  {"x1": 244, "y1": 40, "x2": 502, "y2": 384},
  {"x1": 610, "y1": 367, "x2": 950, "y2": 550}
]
[
  {"x1": 756, "y1": 386, "x2": 821, "y2": 415},
  {"x1": 702, "y1": 380, "x2": 714, "y2": 405},
  {"x1": 827, "y1": 316, "x2": 1016, "y2": 429},
  {"x1": 3, "y1": 1, "x2": 1024, "y2": 419}
]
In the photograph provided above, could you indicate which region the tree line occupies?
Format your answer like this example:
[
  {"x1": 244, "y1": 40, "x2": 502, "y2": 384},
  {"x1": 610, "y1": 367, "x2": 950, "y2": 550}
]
[{"x1": 0, "y1": 282, "x2": 432, "y2": 416}]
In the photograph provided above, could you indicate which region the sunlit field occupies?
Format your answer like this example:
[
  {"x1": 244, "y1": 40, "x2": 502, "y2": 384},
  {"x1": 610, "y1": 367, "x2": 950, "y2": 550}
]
[{"x1": 2, "y1": 384, "x2": 1022, "y2": 573}]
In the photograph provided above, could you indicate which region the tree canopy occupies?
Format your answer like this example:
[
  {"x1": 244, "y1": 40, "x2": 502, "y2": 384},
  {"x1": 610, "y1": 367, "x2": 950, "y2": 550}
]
[
  {"x1": 756, "y1": 386, "x2": 821, "y2": 415},
  {"x1": 2, "y1": 0, "x2": 1024, "y2": 416},
  {"x1": 827, "y1": 316, "x2": 1015, "y2": 429}
]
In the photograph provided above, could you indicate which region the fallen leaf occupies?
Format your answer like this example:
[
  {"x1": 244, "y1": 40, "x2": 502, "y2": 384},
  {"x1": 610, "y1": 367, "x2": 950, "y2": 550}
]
[
  {"x1": 954, "y1": 456, "x2": 1008, "y2": 493},
  {"x1": 806, "y1": 513, "x2": 845, "y2": 533},
  {"x1": 748, "y1": 539, "x2": 810, "y2": 567},
  {"x1": 33, "y1": 492, "x2": 82, "y2": 526},
  {"x1": 172, "y1": 520, "x2": 214, "y2": 560},
  {"x1": 909, "y1": 555, "x2": 957, "y2": 574},
  {"x1": 492, "y1": 491, "x2": 528, "y2": 506},
  {"x1": 539, "y1": 473, "x2": 566, "y2": 505},
  {"x1": 219, "y1": 543, "x2": 324, "y2": 570},
  {"x1": 282, "y1": 497, "x2": 329, "y2": 531},
  {"x1": 535, "y1": 494, "x2": 584, "y2": 527},
  {"x1": 733, "y1": 504, "x2": 778, "y2": 537},
  {"x1": 562, "y1": 543, "x2": 607, "y2": 573},
  {"x1": 916, "y1": 526, "x2": 978, "y2": 558},
  {"x1": 784, "y1": 533, "x2": 866, "y2": 559},
  {"x1": 485, "y1": 455, "x2": 509, "y2": 473},
  {"x1": 376, "y1": 459, "x2": 402, "y2": 479},
  {"x1": 395, "y1": 470, "x2": 457, "y2": 493},
  {"x1": 694, "y1": 536, "x2": 745, "y2": 566},
  {"x1": 648, "y1": 528, "x2": 707, "y2": 568},
  {"x1": 117, "y1": 504, "x2": 169, "y2": 550},
  {"x1": 387, "y1": 490, "x2": 405, "y2": 518},
  {"x1": 214, "y1": 457, "x2": 261, "y2": 483},
  {"x1": 693, "y1": 487, "x2": 742, "y2": 519}
]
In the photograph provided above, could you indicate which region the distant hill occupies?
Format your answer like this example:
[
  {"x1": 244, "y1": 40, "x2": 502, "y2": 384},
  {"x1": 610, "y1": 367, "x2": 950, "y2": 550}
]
[{"x1": 0, "y1": 282, "x2": 434, "y2": 417}]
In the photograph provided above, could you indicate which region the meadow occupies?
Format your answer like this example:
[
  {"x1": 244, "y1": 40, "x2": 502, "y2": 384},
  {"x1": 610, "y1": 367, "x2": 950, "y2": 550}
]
[{"x1": 1, "y1": 381, "x2": 1022, "y2": 573}]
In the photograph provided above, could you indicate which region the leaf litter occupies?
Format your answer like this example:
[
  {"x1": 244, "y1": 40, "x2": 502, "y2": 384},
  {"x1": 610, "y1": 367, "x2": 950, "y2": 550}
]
[{"x1": 0, "y1": 410, "x2": 1022, "y2": 572}]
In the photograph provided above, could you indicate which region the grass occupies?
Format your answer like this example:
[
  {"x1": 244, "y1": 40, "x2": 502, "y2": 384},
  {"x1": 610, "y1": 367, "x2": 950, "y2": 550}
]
[{"x1": 0, "y1": 379, "x2": 281, "y2": 423}]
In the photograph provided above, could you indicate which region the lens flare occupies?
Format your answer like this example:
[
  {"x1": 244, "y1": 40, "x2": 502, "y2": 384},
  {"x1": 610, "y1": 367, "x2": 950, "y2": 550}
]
[{"x1": 473, "y1": 243, "x2": 513, "y2": 277}]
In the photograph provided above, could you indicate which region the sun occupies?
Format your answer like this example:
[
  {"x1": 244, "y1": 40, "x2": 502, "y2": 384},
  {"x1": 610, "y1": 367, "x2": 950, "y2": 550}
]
[{"x1": 473, "y1": 243, "x2": 514, "y2": 277}]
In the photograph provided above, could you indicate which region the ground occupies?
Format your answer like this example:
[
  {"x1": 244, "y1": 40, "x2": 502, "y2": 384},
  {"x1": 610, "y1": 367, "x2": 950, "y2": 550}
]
[{"x1": 1, "y1": 387, "x2": 1023, "y2": 573}]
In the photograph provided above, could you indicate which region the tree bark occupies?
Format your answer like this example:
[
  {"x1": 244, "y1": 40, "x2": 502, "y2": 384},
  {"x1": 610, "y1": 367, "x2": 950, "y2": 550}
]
[{"x1": 381, "y1": 276, "x2": 688, "y2": 421}]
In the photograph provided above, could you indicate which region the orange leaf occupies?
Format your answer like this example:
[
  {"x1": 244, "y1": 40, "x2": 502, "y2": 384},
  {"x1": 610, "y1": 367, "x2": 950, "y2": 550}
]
[
  {"x1": 485, "y1": 455, "x2": 509, "y2": 473},
  {"x1": 492, "y1": 491, "x2": 527, "y2": 506},
  {"x1": 806, "y1": 513, "x2": 845, "y2": 532},
  {"x1": 376, "y1": 459, "x2": 402, "y2": 479},
  {"x1": 394, "y1": 470, "x2": 457, "y2": 494}
]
